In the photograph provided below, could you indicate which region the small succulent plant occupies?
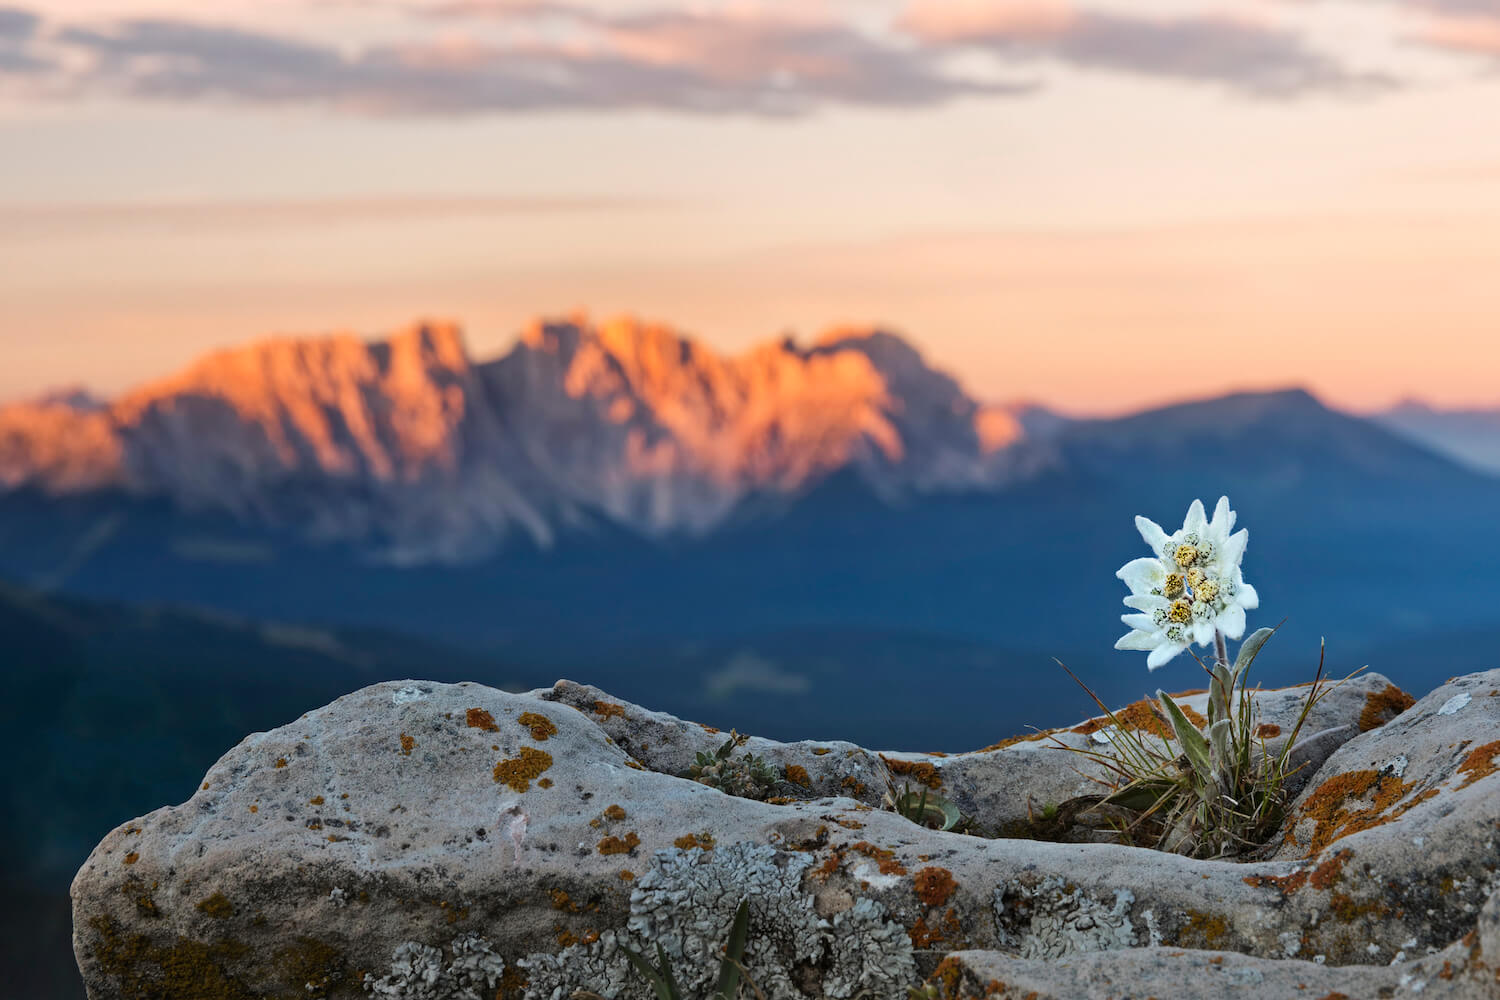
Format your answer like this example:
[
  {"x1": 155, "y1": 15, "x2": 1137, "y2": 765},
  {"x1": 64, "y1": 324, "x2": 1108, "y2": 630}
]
[
  {"x1": 684, "y1": 731, "x2": 779, "y2": 800},
  {"x1": 882, "y1": 780, "x2": 961, "y2": 832}
]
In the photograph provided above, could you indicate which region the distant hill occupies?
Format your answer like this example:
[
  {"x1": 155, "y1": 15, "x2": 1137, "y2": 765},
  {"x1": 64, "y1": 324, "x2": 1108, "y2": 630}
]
[{"x1": 1373, "y1": 400, "x2": 1500, "y2": 475}]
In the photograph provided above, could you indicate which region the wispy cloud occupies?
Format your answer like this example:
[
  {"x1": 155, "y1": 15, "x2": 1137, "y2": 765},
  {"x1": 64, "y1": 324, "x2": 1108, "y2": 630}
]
[
  {"x1": 898, "y1": 0, "x2": 1399, "y2": 97},
  {"x1": 15, "y1": 5, "x2": 1025, "y2": 116}
]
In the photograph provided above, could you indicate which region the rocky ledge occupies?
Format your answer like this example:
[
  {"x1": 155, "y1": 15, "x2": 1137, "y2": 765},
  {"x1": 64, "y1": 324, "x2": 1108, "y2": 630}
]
[{"x1": 72, "y1": 669, "x2": 1500, "y2": 999}]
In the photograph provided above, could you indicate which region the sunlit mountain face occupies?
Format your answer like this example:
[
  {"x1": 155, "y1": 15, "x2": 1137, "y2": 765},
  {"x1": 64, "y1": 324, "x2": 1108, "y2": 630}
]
[{"x1": 0, "y1": 317, "x2": 1042, "y2": 562}]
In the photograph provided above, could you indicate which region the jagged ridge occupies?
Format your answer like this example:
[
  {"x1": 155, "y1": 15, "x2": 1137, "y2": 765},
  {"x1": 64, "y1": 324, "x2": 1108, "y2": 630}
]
[{"x1": 0, "y1": 316, "x2": 1036, "y2": 560}]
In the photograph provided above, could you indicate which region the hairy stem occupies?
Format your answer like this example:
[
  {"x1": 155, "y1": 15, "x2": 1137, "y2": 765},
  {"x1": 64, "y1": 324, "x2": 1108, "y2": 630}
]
[{"x1": 1214, "y1": 629, "x2": 1228, "y2": 671}]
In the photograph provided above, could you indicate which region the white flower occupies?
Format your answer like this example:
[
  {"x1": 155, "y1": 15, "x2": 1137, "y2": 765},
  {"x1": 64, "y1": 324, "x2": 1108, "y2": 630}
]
[{"x1": 1114, "y1": 496, "x2": 1259, "y2": 670}]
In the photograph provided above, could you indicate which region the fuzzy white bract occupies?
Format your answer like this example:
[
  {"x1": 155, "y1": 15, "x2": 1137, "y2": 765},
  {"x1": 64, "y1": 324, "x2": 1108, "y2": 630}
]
[{"x1": 1114, "y1": 496, "x2": 1259, "y2": 670}]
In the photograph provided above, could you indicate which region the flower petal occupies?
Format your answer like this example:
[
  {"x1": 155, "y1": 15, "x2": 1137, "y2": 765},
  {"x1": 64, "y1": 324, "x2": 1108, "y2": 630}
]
[
  {"x1": 1146, "y1": 642, "x2": 1186, "y2": 670},
  {"x1": 1193, "y1": 621, "x2": 1215, "y2": 646},
  {"x1": 1117, "y1": 557, "x2": 1166, "y2": 594},
  {"x1": 1209, "y1": 496, "x2": 1232, "y2": 537},
  {"x1": 1135, "y1": 516, "x2": 1169, "y2": 555},
  {"x1": 1235, "y1": 579, "x2": 1259, "y2": 610},
  {"x1": 1122, "y1": 613, "x2": 1157, "y2": 632},
  {"x1": 1116, "y1": 630, "x2": 1160, "y2": 651},
  {"x1": 1183, "y1": 498, "x2": 1207, "y2": 536},
  {"x1": 1124, "y1": 593, "x2": 1168, "y2": 612},
  {"x1": 1222, "y1": 528, "x2": 1249, "y2": 568},
  {"x1": 1217, "y1": 603, "x2": 1247, "y2": 640}
]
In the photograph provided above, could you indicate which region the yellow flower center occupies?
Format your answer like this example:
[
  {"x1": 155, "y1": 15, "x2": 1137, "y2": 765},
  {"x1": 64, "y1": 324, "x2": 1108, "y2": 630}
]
[
  {"x1": 1169, "y1": 600, "x2": 1193, "y2": 625},
  {"x1": 1174, "y1": 544, "x2": 1199, "y2": 568},
  {"x1": 1197, "y1": 579, "x2": 1220, "y2": 603},
  {"x1": 1164, "y1": 573, "x2": 1185, "y2": 600},
  {"x1": 1186, "y1": 568, "x2": 1205, "y2": 589}
]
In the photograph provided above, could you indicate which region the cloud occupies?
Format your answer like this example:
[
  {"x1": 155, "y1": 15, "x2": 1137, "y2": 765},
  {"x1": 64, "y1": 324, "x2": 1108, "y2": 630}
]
[
  {"x1": 899, "y1": 0, "x2": 1398, "y2": 97},
  {"x1": 40, "y1": 6, "x2": 1025, "y2": 116},
  {"x1": 1406, "y1": 7, "x2": 1500, "y2": 58}
]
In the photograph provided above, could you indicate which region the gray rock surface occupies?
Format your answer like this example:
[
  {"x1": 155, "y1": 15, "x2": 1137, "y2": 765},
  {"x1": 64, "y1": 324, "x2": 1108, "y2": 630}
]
[{"x1": 70, "y1": 671, "x2": 1500, "y2": 1000}]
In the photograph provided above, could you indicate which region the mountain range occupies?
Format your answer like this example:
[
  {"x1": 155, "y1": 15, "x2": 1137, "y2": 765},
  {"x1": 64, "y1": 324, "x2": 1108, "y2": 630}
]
[{"x1": 0, "y1": 318, "x2": 1052, "y2": 563}]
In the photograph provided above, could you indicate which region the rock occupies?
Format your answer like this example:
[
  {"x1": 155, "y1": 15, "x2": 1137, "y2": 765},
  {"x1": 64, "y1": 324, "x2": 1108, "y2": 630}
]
[{"x1": 71, "y1": 672, "x2": 1500, "y2": 1000}]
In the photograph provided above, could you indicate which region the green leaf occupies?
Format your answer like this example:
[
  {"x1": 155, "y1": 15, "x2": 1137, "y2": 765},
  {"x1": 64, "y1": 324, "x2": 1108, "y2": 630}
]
[
  {"x1": 1207, "y1": 718, "x2": 1233, "y2": 777},
  {"x1": 715, "y1": 899, "x2": 751, "y2": 999},
  {"x1": 1105, "y1": 778, "x2": 1178, "y2": 812},
  {"x1": 1209, "y1": 662, "x2": 1234, "y2": 726},
  {"x1": 1158, "y1": 692, "x2": 1211, "y2": 778},
  {"x1": 716, "y1": 736, "x2": 737, "y2": 760},
  {"x1": 1232, "y1": 627, "x2": 1275, "y2": 679},
  {"x1": 619, "y1": 944, "x2": 674, "y2": 1000},
  {"x1": 657, "y1": 943, "x2": 680, "y2": 999}
]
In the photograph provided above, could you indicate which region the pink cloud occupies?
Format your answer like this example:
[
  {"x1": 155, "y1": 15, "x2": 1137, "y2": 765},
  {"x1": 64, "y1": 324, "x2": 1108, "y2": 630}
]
[
  {"x1": 1412, "y1": 12, "x2": 1500, "y2": 55},
  {"x1": 897, "y1": 0, "x2": 1078, "y2": 43}
]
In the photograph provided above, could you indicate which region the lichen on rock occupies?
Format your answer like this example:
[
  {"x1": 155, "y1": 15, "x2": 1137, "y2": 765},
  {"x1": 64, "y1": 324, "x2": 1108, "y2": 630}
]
[
  {"x1": 993, "y1": 876, "x2": 1137, "y2": 960},
  {"x1": 364, "y1": 934, "x2": 504, "y2": 1000},
  {"x1": 518, "y1": 841, "x2": 916, "y2": 1000}
]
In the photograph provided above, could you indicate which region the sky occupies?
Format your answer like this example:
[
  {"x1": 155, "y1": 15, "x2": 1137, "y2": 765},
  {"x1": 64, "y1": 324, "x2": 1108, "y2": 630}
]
[{"x1": 3, "y1": 0, "x2": 1500, "y2": 414}]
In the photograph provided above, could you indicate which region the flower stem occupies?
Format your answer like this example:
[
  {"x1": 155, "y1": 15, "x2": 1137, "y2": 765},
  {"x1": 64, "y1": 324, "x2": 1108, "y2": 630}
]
[{"x1": 1214, "y1": 629, "x2": 1228, "y2": 671}]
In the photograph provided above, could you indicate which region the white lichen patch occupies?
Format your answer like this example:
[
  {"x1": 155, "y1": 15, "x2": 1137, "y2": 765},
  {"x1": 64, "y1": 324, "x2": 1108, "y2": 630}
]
[
  {"x1": 822, "y1": 897, "x2": 917, "y2": 999},
  {"x1": 364, "y1": 935, "x2": 504, "y2": 1000},
  {"x1": 993, "y1": 877, "x2": 1137, "y2": 960},
  {"x1": 518, "y1": 842, "x2": 917, "y2": 1000},
  {"x1": 391, "y1": 685, "x2": 430, "y2": 705},
  {"x1": 1437, "y1": 693, "x2": 1471, "y2": 716}
]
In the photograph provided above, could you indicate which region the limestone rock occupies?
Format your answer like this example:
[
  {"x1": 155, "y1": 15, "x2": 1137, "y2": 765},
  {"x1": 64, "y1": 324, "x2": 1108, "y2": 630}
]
[{"x1": 70, "y1": 671, "x2": 1499, "y2": 1000}]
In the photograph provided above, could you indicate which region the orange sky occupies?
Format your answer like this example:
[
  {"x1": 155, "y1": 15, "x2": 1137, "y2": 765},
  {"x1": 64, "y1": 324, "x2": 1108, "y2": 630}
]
[{"x1": 3, "y1": 0, "x2": 1500, "y2": 413}]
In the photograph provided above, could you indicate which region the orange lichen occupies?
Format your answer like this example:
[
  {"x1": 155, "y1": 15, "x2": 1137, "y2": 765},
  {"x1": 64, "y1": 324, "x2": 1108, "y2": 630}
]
[
  {"x1": 399, "y1": 733, "x2": 416, "y2": 756},
  {"x1": 466, "y1": 708, "x2": 499, "y2": 732},
  {"x1": 549, "y1": 889, "x2": 579, "y2": 912},
  {"x1": 1180, "y1": 911, "x2": 1230, "y2": 948},
  {"x1": 840, "y1": 775, "x2": 867, "y2": 797},
  {"x1": 195, "y1": 893, "x2": 233, "y2": 919},
  {"x1": 1294, "y1": 770, "x2": 1411, "y2": 856},
  {"x1": 1457, "y1": 740, "x2": 1500, "y2": 788},
  {"x1": 538, "y1": 778, "x2": 553, "y2": 789},
  {"x1": 1310, "y1": 849, "x2": 1355, "y2": 891},
  {"x1": 979, "y1": 728, "x2": 1058, "y2": 752},
  {"x1": 1328, "y1": 891, "x2": 1389, "y2": 922},
  {"x1": 812, "y1": 748, "x2": 831, "y2": 755},
  {"x1": 493, "y1": 747, "x2": 554, "y2": 792},
  {"x1": 123, "y1": 853, "x2": 139, "y2": 865},
  {"x1": 831, "y1": 816, "x2": 864, "y2": 830},
  {"x1": 603, "y1": 804, "x2": 627, "y2": 821},
  {"x1": 1071, "y1": 698, "x2": 1206, "y2": 740},
  {"x1": 913, "y1": 867, "x2": 958, "y2": 907},
  {"x1": 274, "y1": 758, "x2": 288, "y2": 769},
  {"x1": 618, "y1": 870, "x2": 635, "y2": 881},
  {"x1": 593, "y1": 701, "x2": 626, "y2": 720},
  {"x1": 309, "y1": 796, "x2": 324, "y2": 806},
  {"x1": 1359, "y1": 684, "x2": 1416, "y2": 731},
  {"x1": 674, "y1": 832, "x2": 716, "y2": 850},
  {"x1": 597, "y1": 832, "x2": 640, "y2": 855},
  {"x1": 850, "y1": 841, "x2": 907, "y2": 876},
  {"x1": 248, "y1": 805, "x2": 258, "y2": 814},
  {"x1": 909, "y1": 914, "x2": 945, "y2": 948},
  {"x1": 1255, "y1": 723, "x2": 1282, "y2": 739},
  {"x1": 785, "y1": 764, "x2": 812, "y2": 788},
  {"x1": 882, "y1": 756, "x2": 942, "y2": 790},
  {"x1": 624, "y1": 760, "x2": 644, "y2": 771},
  {"x1": 699, "y1": 723, "x2": 720, "y2": 733},
  {"x1": 517, "y1": 712, "x2": 557, "y2": 741}
]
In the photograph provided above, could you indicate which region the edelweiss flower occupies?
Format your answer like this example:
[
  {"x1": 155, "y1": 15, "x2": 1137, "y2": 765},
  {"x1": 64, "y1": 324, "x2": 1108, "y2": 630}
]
[{"x1": 1114, "y1": 496, "x2": 1259, "y2": 670}]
